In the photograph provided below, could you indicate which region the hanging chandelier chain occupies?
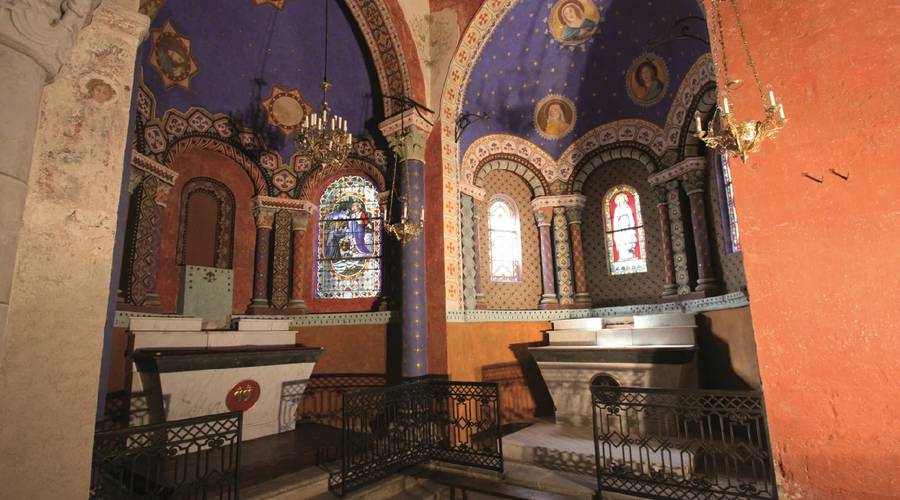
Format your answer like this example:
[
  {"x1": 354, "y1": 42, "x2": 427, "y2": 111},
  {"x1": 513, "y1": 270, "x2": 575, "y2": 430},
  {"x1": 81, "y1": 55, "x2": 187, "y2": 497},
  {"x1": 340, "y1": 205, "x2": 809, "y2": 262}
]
[
  {"x1": 323, "y1": 0, "x2": 329, "y2": 85},
  {"x1": 728, "y1": 0, "x2": 767, "y2": 106},
  {"x1": 710, "y1": 0, "x2": 730, "y2": 88}
]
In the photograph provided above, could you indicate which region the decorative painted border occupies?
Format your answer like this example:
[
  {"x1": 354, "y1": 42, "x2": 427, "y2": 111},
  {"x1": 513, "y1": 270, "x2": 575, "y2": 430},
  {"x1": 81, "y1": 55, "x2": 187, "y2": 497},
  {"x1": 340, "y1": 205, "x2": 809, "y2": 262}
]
[
  {"x1": 115, "y1": 310, "x2": 401, "y2": 329},
  {"x1": 446, "y1": 291, "x2": 749, "y2": 322},
  {"x1": 557, "y1": 119, "x2": 666, "y2": 179},
  {"x1": 462, "y1": 134, "x2": 556, "y2": 186},
  {"x1": 663, "y1": 53, "x2": 716, "y2": 150}
]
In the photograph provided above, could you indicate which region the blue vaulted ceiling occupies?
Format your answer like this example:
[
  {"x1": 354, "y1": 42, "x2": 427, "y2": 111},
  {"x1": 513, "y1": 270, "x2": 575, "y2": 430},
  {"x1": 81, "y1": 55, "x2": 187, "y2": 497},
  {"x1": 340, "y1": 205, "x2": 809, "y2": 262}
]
[{"x1": 459, "y1": 0, "x2": 708, "y2": 160}]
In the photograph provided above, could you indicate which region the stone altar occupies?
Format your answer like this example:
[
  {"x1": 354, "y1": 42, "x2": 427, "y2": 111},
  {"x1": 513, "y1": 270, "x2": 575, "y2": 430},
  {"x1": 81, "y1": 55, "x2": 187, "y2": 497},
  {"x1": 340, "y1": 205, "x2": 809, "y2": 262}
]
[{"x1": 129, "y1": 317, "x2": 320, "y2": 441}]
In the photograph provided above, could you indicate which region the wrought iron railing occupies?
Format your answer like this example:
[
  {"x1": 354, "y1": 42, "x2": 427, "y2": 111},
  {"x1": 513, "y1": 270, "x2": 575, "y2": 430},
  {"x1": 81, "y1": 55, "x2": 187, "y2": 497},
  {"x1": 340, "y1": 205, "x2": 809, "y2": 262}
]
[
  {"x1": 591, "y1": 385, "x2": 778, "y2": 500},
  {"x1": 91, "y1": 411, "x2": 242, "y2": 499},
  {"x1": 297, "y1": 373, "x2": 387, "y2": 428},
  {"x1": 333, "y1": 380, "x2": 503, "y2": 496}
]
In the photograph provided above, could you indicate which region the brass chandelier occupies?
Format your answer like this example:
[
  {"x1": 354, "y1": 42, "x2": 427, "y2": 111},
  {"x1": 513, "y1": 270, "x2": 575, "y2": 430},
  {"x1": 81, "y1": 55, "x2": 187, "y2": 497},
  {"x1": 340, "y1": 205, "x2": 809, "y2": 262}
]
[
  {"x1": 293, "y1": 0, "x2": 352, "y2": 167},
  {"x1": 695, "y1": 0, "x2": 786, "y2": 162},
  {"x1": 384, "y1": 110, "x2": 425, "y2": 244}
]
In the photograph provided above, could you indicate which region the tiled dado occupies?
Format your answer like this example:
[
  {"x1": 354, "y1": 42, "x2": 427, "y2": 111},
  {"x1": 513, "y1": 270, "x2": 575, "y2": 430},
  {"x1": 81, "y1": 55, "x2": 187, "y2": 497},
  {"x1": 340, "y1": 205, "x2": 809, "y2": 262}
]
[
  {"x1": 115, "y1": 291, "x2": 748, "y2": 328},
  {"x1": 445, "y1": 291, "x2": 749, "y2": 323}
]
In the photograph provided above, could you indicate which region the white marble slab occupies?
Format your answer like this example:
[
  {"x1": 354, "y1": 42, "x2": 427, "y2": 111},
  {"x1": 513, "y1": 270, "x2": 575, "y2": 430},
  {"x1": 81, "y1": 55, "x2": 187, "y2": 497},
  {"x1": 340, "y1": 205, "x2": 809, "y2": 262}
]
[
  {"x1": 206, "y1": 331, "x2": 296, "y2": 347},
  {"x1": 237, "y1": 318, "x2": 293, "y2": 331},
  {"x1": 130, "y1": 316, "x2": 203, "y2": 332}
]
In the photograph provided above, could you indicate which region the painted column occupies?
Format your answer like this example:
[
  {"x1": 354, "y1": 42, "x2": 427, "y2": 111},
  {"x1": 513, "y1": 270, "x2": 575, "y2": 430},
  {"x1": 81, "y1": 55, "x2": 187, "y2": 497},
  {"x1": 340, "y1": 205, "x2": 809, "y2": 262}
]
[
  {"x1": 0, "y1": 2, "x2": 149, "y2": 496},
  {"x1": 654, "y1": 186, "x2": 678, "y2": 297},
  {"x1": 459, "y1": 192, "x2": 477, "y2": 310},
  {"x1": 122, "y1": 176, "x2": 171, "y2": 307},
  {"x1": 552, "y1": 207, "x2": 575, "y2": 307},
  {"x1": 249, "y1": 206, "x2": 275, "y2": 312},
  {"x1": 682, "y1": 168, "x2": 719, "y2": 293},
  {"x1": 381, "y1": 109, "x2": 433, "y2": 379},
  {"x1": 666, "y1": 180, "x2": 692, "y2": 295},
  {"x1": 472, "y1": 196, "x2": 487, "y2": 308},
  {"x1": 566, "y1": 205, "x2": 592, "y2": 306},
  {"x1": 288, "y1": 210, "x2": 310, "y2": 312},
  {"x1": 533, "y1": 207, "x2": 559, "y2": 308}
]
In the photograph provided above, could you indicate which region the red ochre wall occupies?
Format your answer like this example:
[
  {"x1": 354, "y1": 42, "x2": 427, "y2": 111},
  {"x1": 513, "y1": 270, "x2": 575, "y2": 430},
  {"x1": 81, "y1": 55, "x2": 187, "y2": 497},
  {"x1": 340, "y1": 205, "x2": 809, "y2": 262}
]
[
  {"x1": 710, "y1": 1, "x2": 900, "y2": 497},
  {"x1": 447, "y1": 322, "x2": 553, "y2": 423},
  {"x1": 295, "y1": 324, "x2": 387, "y2": 374}
]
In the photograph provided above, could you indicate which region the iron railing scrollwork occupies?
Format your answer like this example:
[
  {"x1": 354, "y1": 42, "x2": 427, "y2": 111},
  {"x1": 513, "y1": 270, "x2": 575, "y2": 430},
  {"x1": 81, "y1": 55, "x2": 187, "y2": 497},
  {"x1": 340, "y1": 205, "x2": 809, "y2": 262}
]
[
  {"x1": 591, "y1": 385, "x2": 778, "y2": 500},
  {"x1": 333, "y1": 380, "x2": 503, "y2": 496},
  {"x1": 91, "y1": 411, "x2": 242, "y2": 499}
]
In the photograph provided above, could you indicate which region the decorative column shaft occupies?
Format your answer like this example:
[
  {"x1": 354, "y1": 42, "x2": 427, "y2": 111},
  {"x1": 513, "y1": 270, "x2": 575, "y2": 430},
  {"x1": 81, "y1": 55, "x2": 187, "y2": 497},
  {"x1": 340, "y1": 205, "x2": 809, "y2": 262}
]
[
  {"x1": 533, "y1": 207, "x2": 559, "y2": 308},
  {"x1": 250, "y1": 206, "x2": 275, "y2": 311},
  {"x1": 381, "y1": 109, "x2": 433, "y2": 379},
  {"x1": 123, "y1": 175, "x2": 171, "y2": 307},
  {"x1": 289, "y1": 210, "x2": 310, "y2": 312},
  {"x1": 552, "y1": 207, "x2": 575, "y2": 307},
  {"x1": 566, "y1": 205, "x2": 592, "y2": 306},
  {"x1": 682, "y1": 169, "x2": 719, "y2": 293},
  {"x1": 655, "y1": 186, "x2": 678, "y2": 297},
  {"x1": 472, "y1": 196, "x2": 487, "y2": 308},
  {"x1": 666, "y1": 180, "x2": 692, "y2": 295},
  {"x1": 459, "y1": 193, "x2": 477, "y2": 310}
]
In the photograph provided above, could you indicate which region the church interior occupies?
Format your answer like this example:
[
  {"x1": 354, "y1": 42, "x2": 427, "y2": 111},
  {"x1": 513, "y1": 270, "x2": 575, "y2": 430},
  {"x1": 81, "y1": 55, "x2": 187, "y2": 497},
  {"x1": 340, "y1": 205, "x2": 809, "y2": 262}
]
[{"x1": 0, "y1": 0, "x2": 897, "y2": 498}]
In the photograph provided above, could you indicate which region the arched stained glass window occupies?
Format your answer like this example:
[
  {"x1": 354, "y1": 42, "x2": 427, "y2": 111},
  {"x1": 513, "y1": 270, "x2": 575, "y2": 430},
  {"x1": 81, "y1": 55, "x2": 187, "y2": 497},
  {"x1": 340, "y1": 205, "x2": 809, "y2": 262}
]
[
  {"x1": 717, "y1": 154, "x2": 742, "y2": 253},
  {"x1": 316, "y1": 175, "x2": 381, "y2": 298},
  {"x1": 487, "y1": 195, "x2": 522, "y2": 282},
  {"x1": 603, "y1": 184, "x2": 648, "y2": 275}
]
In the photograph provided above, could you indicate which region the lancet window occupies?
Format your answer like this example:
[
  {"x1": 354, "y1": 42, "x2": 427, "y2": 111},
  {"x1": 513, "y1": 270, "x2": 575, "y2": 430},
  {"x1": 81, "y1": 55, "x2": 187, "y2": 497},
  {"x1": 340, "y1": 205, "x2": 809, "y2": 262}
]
[{"x1": 603, "y1": 184, "x2": 648, "y2": 275}]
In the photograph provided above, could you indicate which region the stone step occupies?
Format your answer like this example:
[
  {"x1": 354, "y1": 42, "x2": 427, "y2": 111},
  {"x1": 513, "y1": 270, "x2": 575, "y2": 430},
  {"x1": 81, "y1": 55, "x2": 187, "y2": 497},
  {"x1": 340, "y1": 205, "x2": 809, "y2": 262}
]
[{"x1": 548, "y1": 325, "x2": 696, "y2": 347}]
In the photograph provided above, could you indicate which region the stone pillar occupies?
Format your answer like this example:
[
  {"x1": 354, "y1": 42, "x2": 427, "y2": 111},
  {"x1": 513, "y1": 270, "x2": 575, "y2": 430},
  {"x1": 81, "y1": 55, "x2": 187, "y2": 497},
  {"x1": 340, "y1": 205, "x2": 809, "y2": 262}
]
[
  {"x1": 533, "y1": 207, "x2": 559, "y2": 308},
  {"x1": 380, "y1": 109, "x2": 433, "y2": 379},
  {"x1": 682, "y1": 168, "x2": 720, "y2": 293},
  {"x1": 666, "y1": 180, "x2": 692, "y2": 295},
  {"x1": 654, "y1": 186, "x2": 678, "y2": 297},
  {"x1": 459, "y1": 192, "x2": 477, "y2": 310},
  {"x1": 249, "y1": 206, "x2": 275, "y2": 312},
  {"x1": 288, "y1": 210, "x2": 310, "y2": 312},
  {"x1": 0, "y1": 2, "x2": 149, "y2": 496},
  {"x1": 566, "y1": 205, "x2": 592, "y2": 306},
  {"x1": 552, "y1": 207, "x2": 575, "y2": 307}
]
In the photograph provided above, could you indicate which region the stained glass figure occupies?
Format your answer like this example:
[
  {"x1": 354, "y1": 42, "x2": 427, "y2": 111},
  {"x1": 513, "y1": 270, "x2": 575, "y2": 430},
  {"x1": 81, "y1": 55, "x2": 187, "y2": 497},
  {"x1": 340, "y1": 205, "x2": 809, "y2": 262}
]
[
  {"x1": 316, "y1": 175, "x2": 381, "y2": 298},
  {"x1": 718, "y1": 154, "x2": 742, "y2": 253},
  {"x1": 603, "y1": 184, "x2": 647, "y2": 275},
  {"x1": 487, "y1": 195, "x2": 522, "y2": 282}
]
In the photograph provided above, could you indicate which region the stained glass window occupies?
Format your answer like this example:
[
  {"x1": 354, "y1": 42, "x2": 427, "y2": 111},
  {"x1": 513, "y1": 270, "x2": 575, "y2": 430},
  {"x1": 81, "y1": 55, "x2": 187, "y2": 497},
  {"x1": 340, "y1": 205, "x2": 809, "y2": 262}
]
[
  {"x1": 717, "y1": 154, "x2": 742, "y2": 253},
  {"x1": 316, "y1": 175, "x2": 381, "y2": 298},
  {"x1": 487, "y1": 195, "x2": 522, "y2": 282},
  {"x1": 603, "y1": 184, "x2": 648, "y2": 275}
]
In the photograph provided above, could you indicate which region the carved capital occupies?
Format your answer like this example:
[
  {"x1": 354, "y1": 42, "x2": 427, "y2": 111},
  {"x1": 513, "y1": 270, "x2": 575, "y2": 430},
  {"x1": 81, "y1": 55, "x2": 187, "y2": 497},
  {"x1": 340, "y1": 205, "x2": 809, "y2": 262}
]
[
  {"x1": 653, "y1": 185, "x2": 669, "y2": 205},
  {"x1": 531, "y1": 194, "x2": 585, "y2": 211},
  {"x1": 565, "y1": 206, "x2": 584, "y2": 224},
  {"x1": 0, "y1": 0, "x2": 104, "y2": 79},
  {"x1": 379, "y1": 107, "x2": 434, "y2": 163},
  {"x1": 291, "y1": 210, "x2": 311, "y2": 232},
  {"x1": 681, "y1": 169, "x2": 706, "y2": 195},
  {"x1": 533, "y1": 206, "x2": 553, "y2": 227},
  {"x1": 253, "y1": 207, "x2": 276, "y2": 229}
]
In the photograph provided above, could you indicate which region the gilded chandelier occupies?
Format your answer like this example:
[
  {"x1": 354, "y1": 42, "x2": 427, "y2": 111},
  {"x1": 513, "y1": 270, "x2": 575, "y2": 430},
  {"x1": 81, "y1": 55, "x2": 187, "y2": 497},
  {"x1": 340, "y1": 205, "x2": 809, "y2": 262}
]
[
  {"x1": 294, "y1": 81, "x2": 352, "y2": 167},
  {"x1": 293, "y1": 0, "x2": 352, "y2": 167},
  {"x1": 695, "y1": 0, "x2": 786, "y2": 163},
  {"x1": 383, "y1": 115, "x2": 425, "y2": 244}
]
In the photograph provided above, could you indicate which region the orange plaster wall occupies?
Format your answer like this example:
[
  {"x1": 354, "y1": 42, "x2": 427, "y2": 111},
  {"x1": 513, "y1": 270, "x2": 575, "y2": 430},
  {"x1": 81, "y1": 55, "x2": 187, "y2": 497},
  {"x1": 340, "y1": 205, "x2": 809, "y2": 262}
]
[
  {"x1": 710, "y1": 1, "x2": 900, "y2": 497},
  {"x1": 425, "y1": 124, "x2": 448, "y2": 374},
  {"x1": 447, "y1": 321, "x2": 553, "y2": 422},
  {"x1": 295, "y1": 324, "x2": 388, "y2": 374}
]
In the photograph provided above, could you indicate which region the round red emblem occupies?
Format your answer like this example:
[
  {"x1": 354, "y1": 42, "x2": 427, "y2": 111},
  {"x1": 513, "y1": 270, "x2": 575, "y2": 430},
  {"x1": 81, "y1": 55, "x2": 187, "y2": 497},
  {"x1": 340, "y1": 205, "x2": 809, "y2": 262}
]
[{"x1": 226, "y1": 380, "x2": 261, "y2": 412}]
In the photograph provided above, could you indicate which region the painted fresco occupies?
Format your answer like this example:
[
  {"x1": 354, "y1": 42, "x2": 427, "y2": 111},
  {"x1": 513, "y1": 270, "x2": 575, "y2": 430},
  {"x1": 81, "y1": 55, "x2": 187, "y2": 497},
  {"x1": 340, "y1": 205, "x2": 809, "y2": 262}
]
[
  {"x1": 534, "y1": 95, "x2": 576, "y2": 140},
  {"x1": 603, "y1": 185, "x2": 647, "y2": 275},
  {"x1": 547, "y1": 0, "x2": 604, "y2": 46},
  {"x1": 316, "y1": 176, "x2": 381, "y2": 299},
  {"x1": 140, "y1": 0, "x2": 165, "y2": 20},
  {"x1": 261, "y1": 85, "x2": 313, "y2": 134},
  {"x1": 149, "y1": 21, "x2": 199, "y2": 90},
  {"x1": 626, "y1": 53, "x2": 669, "y2": 106}
]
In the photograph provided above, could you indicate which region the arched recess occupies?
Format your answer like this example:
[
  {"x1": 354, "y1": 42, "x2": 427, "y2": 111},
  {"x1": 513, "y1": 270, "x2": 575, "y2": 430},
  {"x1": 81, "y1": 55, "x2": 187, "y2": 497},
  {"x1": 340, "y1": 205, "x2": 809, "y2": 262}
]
[
  {"x1": 439, "y1": 0, "x2": 518, "y2": 310},
  {"x1": 678, "y1": 84, "x2": 717, "y2": 160},
  {"x1": 163, "y1": 136, "x2": 269, "y2": 195},
  {"x1": 176, "y1": 177, "x2": 235, "y2": 269},
  {"x1": 474, "y1": 157, "x2": 548, "y2": 197},
  {"x1": 568, "y1": 144, "x2": 661, "y2": 194},
  {"x1": 461, "y1": 134, "x2": 554, "y2": 193},
  {"x1": 298, "y1": 157, "x2": 386, "y2": 203},
  {"x1": 558, "y1": 120, "x2": 667, "y2": 183},
  {"x1": 663, "y1": 53, "x2": 717, "y2": 153}
]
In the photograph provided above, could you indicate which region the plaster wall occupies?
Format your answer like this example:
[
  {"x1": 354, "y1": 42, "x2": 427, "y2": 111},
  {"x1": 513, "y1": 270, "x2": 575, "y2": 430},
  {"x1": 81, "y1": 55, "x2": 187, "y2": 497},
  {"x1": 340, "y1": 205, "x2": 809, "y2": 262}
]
[
  {"x1": 696, "y1": 307, "x2": 760, "y2": 390},
  {"x1": 710, "y1": 0, "x2": 900, "y2": 496}
]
